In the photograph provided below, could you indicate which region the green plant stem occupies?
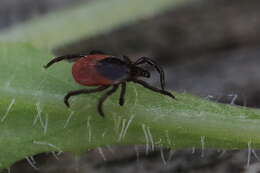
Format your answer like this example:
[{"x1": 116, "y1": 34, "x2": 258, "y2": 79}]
[
  {"x1": 0, "y1": 43, "x2": 260, "y2": 169},
  {"x1": 0, "y1": 0, "x2": 258, "y2": 169}
]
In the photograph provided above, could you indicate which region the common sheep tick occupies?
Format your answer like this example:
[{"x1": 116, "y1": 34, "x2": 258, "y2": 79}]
[{"x1": 44, "y1": 50, "x2": 175, "y2": 117}]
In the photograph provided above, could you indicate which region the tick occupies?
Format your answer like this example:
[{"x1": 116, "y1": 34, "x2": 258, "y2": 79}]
[{"x1": 44, "y1": 50, "x2": 175, "y2": 117}]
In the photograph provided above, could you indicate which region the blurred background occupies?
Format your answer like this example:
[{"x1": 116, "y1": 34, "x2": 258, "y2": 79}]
[{"x1": 2, "y1": 0, "x2": 260, "y2": 172}]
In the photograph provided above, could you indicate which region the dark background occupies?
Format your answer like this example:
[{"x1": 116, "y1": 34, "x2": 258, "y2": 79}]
[{"x1": 1, "y1": 0, "x2": 260, "y2": 172}]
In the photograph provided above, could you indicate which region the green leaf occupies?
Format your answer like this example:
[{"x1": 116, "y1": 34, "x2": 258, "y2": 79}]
[
  {"x1": 0, "y1": 0, "x2": 259, "y2": 170},
  {"x1": 1, "y1": 43, "x2": 260, "y2": 169},
  {"x1": 0, "y1": 0, "x2": 194, "y2": 169}
]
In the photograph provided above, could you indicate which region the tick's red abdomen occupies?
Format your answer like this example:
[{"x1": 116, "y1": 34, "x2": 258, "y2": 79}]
[{"x1": 72, "y1": 55, "x2": 113, "y2": 86}]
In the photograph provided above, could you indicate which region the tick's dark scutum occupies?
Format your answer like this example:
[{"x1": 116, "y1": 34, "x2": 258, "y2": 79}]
[{"x1": 96, "y1": 57, "x2": 130, "y2": 81}]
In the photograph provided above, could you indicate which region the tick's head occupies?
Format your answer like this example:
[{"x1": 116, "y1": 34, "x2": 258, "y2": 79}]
[{"x1": 130, "y1": 66, "x2": 150, "y2": 78}]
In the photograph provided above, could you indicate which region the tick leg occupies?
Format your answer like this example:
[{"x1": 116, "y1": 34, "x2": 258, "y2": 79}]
[
  {"x1": 64, "y1": 86, "x2": 109, "y2": 107},
  {"x1": 44, "y1": 54, "x2": 85, "y2": 68},
  {"x1": 132, "y1": 79, "x2": 175, "y2": 99},
  {"x1": 134, "y1": 57, "x2": 165, "y2": 90},
  {"x1": 119, "y1": 82, "x2": 126, "y2": 106},
  {"x1": 98, "y1": 85, "x2": 119, "y2": 117}
]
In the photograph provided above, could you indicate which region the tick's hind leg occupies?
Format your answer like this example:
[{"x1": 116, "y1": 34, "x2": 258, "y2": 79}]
[
  {"x1": 44, "y1": 54, "x2": 85, "y2": 68},
  {"x1": 64, "y1": 86, "x2": 109, "y2": 107},
  {"x1": 132, "y1": 79, "x2": 175, "y2": 99},
  {"x1": 98, "y1": 84, "x2": 119, "y2": 117},
  {"x1": 119, "y1": 82, "x2": 126, "y2": 106}
]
